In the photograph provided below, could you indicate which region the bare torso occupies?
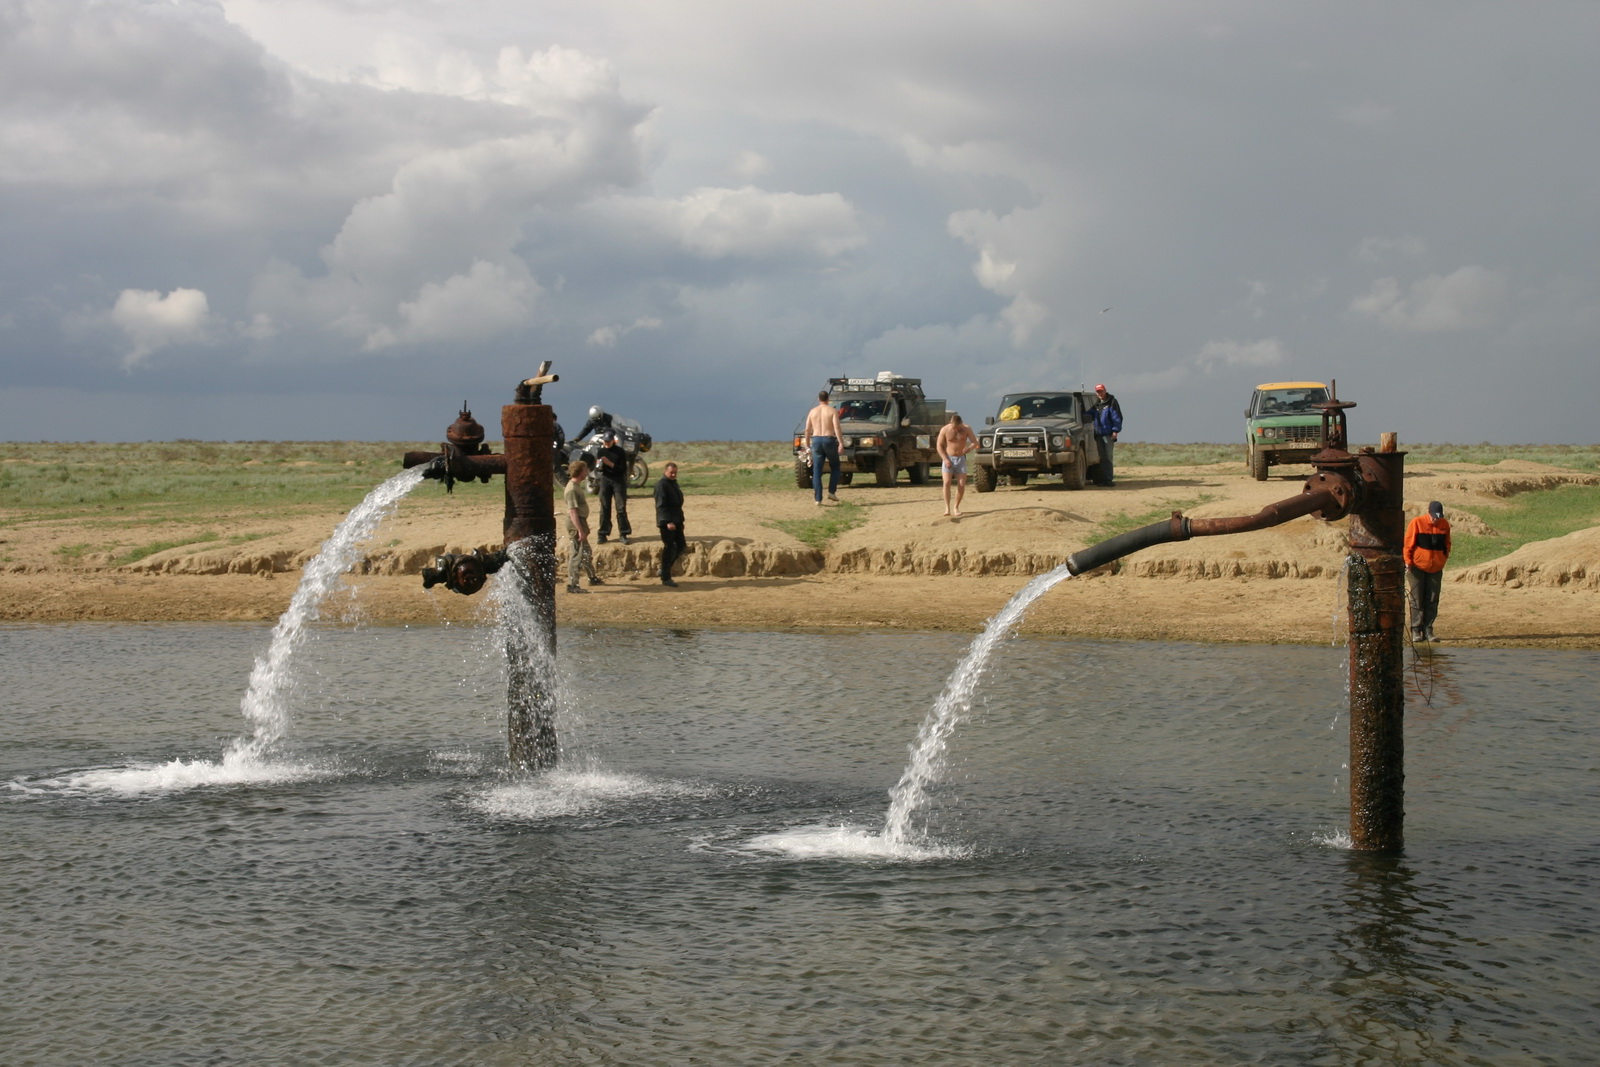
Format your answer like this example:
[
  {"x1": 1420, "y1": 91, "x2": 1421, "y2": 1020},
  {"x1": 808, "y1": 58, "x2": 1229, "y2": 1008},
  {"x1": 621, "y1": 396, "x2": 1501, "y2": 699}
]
[
  {"x1": 938, "y1": 422, "x2": 977, "y2": 458},
  {"x1": 804, "y1": 402, "x2": 841, "y2": 440}
]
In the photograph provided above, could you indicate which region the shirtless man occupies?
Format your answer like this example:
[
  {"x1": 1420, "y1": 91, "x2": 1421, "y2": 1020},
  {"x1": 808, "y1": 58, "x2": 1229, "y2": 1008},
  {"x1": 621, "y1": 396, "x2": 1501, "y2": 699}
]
[
  {"x1": 937, "y1": 412, "x2": 979, "y2": 517},
  {"x1": 803, "y1": 390, "x2": 844, "y2": 505}
]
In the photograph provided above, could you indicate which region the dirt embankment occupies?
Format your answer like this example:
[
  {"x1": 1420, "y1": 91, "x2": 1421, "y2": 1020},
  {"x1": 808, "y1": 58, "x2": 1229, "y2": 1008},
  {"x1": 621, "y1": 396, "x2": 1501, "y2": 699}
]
[{"x1": 3, "y1": 461, "x2": 1596, "y2": 648}]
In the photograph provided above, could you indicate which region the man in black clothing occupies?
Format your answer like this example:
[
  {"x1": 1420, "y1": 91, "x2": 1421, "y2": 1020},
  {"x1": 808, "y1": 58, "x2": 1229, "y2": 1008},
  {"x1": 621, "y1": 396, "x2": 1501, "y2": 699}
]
[
  {"x1": 595, "y1": 430, "x2": 632, "y2": 544},
  {"x1": 575, "y1": 405, "x2": 614, "y2": 443},
  {"x1": 654, "y1": 462, "x2": 686, "y2": 587}
]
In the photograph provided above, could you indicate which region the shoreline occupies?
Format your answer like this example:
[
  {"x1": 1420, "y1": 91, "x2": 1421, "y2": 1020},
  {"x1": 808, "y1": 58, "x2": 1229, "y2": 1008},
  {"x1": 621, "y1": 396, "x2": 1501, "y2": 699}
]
[
  {"x1": 4, "y1": 460, "x2": 1596, "y2": 649},
  {"x1": 4, "y1": 570, "x2": 1596, "y2": 651}
]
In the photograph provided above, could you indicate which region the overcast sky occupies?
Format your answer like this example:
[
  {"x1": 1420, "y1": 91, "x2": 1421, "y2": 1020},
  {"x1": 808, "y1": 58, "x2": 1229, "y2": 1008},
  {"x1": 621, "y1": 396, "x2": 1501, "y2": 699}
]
[{"x1": 3, "y1": 0, "x2": 1596, "y2": 445}]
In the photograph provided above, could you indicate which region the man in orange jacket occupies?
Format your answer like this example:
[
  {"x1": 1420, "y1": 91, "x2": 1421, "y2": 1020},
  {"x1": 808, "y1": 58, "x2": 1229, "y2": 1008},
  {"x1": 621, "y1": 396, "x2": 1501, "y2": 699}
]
[{"x1": 1404, "y1": 500, "x2": 1452, "y2": 641}]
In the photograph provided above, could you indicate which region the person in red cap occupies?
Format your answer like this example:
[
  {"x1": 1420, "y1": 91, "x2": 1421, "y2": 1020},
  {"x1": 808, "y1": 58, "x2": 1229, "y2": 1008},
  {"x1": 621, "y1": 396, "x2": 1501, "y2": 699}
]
[
  {"x1": 1404, "y1": 500, "x2": 1452, "y2": 641},
  {"x1": 1090, "y1": 383, "x2": 1123, "y2": 486}
]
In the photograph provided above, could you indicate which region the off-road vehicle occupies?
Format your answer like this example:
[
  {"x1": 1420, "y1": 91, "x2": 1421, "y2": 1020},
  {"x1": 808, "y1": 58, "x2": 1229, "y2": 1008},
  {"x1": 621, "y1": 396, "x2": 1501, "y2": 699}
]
[
  {"x1": 972, "y1": 390, "x2": 1102, "y2": 492},
  {"x1": 1244, "y1": 381, "x2": 1329, "y2": 480},
  {"x1": 793, "y1": 373, "x2": 948, "y2": 488}
]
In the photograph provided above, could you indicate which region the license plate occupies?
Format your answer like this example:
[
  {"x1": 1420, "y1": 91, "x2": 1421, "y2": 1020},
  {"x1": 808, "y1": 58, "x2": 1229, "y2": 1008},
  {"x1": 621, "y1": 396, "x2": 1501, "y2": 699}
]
[{"x1": 1000, "y1": 449, "x2": 1035, "y2": 458}]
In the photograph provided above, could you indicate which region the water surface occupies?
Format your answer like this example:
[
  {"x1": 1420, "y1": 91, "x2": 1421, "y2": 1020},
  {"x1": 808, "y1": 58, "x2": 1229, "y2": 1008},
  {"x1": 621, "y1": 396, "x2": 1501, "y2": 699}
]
[{"x1": 2, "y1": 622, "x2": 1595, "y2": 1065}]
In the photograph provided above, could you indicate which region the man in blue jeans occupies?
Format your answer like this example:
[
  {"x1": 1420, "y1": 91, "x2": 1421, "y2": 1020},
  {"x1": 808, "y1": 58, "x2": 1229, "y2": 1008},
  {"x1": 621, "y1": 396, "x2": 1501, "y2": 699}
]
[{"x1": 803, "y1": 390, "x2": 843, "y2": 505}]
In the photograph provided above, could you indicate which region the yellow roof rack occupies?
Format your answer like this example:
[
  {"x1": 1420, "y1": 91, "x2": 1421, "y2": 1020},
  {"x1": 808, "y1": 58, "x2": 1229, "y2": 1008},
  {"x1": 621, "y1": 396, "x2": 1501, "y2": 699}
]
[{"x1": 1254, "y1": 381, "x2": 1327, "y2": 390}]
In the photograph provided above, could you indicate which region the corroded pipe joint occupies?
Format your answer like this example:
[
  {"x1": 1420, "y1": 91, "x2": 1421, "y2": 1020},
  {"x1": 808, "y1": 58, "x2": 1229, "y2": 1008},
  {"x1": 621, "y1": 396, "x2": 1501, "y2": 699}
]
[{"x1": 421, "y1": 548, "x2": 510, "y2": 596}]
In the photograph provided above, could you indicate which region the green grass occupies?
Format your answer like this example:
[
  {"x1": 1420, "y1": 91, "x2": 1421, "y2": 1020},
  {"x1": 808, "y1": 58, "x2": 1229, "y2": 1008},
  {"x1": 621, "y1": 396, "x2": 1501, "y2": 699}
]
[
  {"x1": 1114, "y1": 442, "x2": 1600, "y2": 470},
  {"x1": 111, "y1": 531, "x2": 222, "y2": 567},
  {"x1": 0, "y1": 441, "x2": 422, "y2": 518},
  {"x1": 767, "y1": 501, "x2": 868, "y2": 550},
  {"x1": 6, "y1": 439, "x2": 1595, "y2": 565},
  {"x1": 1448, "y1": 484, "x2": 1600, "y2": 569},
  {"x1": 1089, "y1": 496, "x2": 1216, "y2": 541}
]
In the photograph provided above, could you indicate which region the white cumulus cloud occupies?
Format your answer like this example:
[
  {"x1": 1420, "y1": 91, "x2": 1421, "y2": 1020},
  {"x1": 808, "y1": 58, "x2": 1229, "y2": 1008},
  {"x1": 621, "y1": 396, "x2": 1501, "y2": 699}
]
[
  {"x1": 587, "y1": 317, "x2": 663, "y2": 348},
  {"x1": 111, "y1": 287, "x2": 211, "y2": 367},
  {"x1": 1351, "y1": 266, "x2": 1509, "y2": 333},
  {"x1": 363, "y1": 260, "x2": 541, "y2": 351}
]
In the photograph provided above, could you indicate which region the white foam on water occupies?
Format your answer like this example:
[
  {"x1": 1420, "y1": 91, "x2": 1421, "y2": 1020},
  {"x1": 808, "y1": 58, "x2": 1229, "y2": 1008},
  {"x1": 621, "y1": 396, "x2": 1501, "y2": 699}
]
[
  {"x1": 9, "y1": 754, "x2": 332, "y2": 798},
  {"x1": 229, "y1": 467, "x2": 426, "y2": 763},
  {"x1": 881, "y1": 564, "x2": 1074, "y2": 846},
  {"x1": 469, "y1": 767, "x2": 714, "y2": 820},
  {"x1": 741, "y1": 823, "x2": 967, "y2": 862}
]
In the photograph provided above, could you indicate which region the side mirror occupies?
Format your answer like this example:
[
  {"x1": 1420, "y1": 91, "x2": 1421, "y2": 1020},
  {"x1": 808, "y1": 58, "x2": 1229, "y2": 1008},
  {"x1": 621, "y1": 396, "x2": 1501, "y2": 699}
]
[{"x1": 984, "y1": 416, "x2": 995, "y2": 426}]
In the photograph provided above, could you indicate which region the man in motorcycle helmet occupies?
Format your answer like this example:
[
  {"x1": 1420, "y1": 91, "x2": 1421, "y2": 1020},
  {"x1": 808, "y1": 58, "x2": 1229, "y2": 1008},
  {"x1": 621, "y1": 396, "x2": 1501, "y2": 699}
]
[{"x1": 576, "y1": 405, "x2": 614, "y2": 442}]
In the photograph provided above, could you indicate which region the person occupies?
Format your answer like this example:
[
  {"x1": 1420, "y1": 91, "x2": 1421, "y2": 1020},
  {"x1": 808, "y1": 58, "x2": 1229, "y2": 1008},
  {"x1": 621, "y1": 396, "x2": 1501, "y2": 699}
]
[
  {"x1": 562, "y1": 459, "x2": 603, "y2": 593},
  {"x1": 803, "y1": 390, "x2": 843, "y2": 506},
  {"x1": 575, "y1": 405, "x2": 614, "y2": 443},
  {"x1": 654, "y1": 461, "x2": 686, "y2": 587},
  {"x1": 594, "y1": 429, "x2": 632, "y2": 544},
  {"x1": 1404, "y1": 500, "x2": 1452, "y2": 641},
  {"x1": 936, "y1": 412, "x2": 978, "y2": 518},
  {"x1": 1091, "y1": 383, "x2": 1122, "y2": 486}
]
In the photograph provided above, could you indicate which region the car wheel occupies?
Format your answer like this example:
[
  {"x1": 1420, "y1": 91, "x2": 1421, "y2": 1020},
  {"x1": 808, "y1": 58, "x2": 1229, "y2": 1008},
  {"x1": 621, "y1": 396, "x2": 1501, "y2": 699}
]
[
  {"x1": 1250, "y1": 445, "x2": 1269, "y2": 481},
  {"x1": 794, "y1": 457, "x2": 812, "y2": 489},
  {"x1": 1062, "y1": 448, "x2": 1086, "y2": 490},
  {"x1": 973, "y1": 462, "x2": 997, "y2": 493},
  {"x1": 875, "y1": 448, "x2": 898, "y2": 487}
]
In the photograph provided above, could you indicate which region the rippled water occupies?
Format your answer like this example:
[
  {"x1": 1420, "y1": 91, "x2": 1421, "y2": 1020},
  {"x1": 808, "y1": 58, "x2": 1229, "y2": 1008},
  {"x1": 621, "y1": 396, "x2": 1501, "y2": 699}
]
[{"x1": 2, "y1": 621, "x2": 1595, "y2": 1065}]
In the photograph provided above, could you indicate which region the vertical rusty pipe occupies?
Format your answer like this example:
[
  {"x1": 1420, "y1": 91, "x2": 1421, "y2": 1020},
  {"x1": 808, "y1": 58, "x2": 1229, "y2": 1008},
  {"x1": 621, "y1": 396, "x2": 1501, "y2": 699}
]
[
  {"x1": 1345, "y1": 450, "x2": 1407, "y2": 851},
  {"x1": 500, "y1": 402, "x2": 559, "y2": 770}
]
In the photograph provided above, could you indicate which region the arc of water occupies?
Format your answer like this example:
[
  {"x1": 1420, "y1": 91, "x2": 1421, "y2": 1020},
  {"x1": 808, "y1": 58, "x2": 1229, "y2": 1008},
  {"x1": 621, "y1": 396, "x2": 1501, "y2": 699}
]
[
  {"x1": 882, "y1": 564, "x2": 1074, "y2": 845},
  {"x1": 226, "y1": 467, "x2": 426, "y2": 765}
]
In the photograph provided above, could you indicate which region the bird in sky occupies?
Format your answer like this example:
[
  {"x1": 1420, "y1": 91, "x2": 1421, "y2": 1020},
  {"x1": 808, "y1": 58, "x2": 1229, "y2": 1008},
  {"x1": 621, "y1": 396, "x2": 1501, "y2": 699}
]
[{"x1": 1100, "y1": 307, "x2": 1113, "y2": 314}]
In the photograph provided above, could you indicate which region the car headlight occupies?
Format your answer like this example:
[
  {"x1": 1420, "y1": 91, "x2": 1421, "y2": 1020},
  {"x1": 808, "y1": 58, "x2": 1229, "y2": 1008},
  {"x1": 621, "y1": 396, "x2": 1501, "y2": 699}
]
[
  {"x1": 1257, "y1": 427, "x2": 1282, "y2": 440},
  {"x1": 1051, "y1": 436, "x2": 1065, "y2": 448},
  {"x1": 980, "y1": 437, "x2": 992, "y2": 449},
  {"x1": 859, "y1": 436, "x2": 877, "y2": 447}
]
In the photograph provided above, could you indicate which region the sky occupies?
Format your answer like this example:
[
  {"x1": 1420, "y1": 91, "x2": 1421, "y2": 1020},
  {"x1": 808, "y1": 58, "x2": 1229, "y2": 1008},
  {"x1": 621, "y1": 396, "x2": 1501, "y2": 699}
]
[{"x1": 2, "y1": 0, "x2": 1596, "y2": 445}]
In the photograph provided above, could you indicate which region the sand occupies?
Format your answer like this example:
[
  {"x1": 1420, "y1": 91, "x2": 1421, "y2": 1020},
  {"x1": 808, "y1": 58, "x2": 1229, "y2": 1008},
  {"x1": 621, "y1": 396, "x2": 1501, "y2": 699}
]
[{"x1": 3, "y1": 460, "x2": 1596, "y2": 648}]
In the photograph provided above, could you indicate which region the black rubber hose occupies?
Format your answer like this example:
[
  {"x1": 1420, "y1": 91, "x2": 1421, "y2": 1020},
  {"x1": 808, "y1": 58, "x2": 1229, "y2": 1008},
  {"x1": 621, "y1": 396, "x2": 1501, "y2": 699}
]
[{"x1": 1066, "y1": 517, "x2": 1190, "y2": 576}]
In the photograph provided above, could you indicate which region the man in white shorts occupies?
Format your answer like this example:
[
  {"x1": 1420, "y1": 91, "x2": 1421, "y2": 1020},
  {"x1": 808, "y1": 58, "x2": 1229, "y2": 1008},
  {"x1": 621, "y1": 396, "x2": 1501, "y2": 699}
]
[{"x1": 936, "y1": 413, "x2": 978, "y2": 517}]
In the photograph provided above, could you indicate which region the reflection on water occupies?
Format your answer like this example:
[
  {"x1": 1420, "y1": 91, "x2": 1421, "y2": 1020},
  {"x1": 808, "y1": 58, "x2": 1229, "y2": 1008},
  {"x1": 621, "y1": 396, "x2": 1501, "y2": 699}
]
[{"x1": 1, "y1": 622, "x2": 1596, "y2": 1065}]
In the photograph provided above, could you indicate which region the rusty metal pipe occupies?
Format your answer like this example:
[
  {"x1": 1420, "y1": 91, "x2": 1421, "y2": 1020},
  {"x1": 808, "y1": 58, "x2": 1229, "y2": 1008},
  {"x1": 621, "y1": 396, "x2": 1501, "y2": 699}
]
[
  {"x1": 1065, "y1": 486, "x2": 1345, "y2": 576},
  {"x1": 1185, "y1": 486, "x2": 1341, "y2": 538}
]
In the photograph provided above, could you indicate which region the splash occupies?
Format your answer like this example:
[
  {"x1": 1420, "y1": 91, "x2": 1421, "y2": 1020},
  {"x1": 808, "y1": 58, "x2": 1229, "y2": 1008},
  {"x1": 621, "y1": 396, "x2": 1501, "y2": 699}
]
[
  {"x1": 737, "y1": 565, "x2": 1073, "y2": 861},
  {"x1": 882, "y1": 564, "x2": 1074, "y2": 846},
  {"x1": 227, "y1": 466, "x2": 426, "y2": 765},
  {"x1": 469, "y1": 767, "x2": 713, "y2": 820}
]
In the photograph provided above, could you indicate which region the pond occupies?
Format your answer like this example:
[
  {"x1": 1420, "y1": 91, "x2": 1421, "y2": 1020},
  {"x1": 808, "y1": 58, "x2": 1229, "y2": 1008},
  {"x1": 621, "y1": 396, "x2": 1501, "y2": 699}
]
[{"x1": 2, "y1": 620, "x2": 1595, "y2": 1065}]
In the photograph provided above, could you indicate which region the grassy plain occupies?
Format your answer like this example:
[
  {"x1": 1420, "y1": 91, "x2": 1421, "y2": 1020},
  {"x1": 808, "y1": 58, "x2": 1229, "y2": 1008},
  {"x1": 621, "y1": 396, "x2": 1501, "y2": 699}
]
[{"x1": 4, "y1": 441, "x2": 1599, "y2": 569}]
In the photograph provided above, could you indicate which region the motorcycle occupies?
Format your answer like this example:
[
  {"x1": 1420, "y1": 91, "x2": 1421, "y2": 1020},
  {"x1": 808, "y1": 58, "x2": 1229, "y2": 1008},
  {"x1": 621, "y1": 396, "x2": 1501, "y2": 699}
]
[{"x1": 559, "y1": 415, "x2": 652, "y2": 490}]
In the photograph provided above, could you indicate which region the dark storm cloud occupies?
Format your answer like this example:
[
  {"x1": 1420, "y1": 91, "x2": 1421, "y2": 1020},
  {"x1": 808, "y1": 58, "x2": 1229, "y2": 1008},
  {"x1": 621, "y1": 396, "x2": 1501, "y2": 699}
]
[{"x1": 2, "y1": 0, "x2": 1597, "y2": 444}]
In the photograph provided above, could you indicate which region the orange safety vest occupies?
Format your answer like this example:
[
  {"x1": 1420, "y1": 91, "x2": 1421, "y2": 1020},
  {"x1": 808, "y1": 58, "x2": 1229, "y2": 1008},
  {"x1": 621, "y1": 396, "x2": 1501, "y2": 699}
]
[{"x1": 1404, "y1": 514, "x2": 1452, "y2": 573}]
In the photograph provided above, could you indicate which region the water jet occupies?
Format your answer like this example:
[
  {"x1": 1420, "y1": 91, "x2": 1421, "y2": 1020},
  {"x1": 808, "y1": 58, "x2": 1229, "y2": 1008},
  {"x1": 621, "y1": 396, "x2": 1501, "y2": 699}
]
[{"x1": 402, "y1": 363, "x2": 563, "y2": 770}]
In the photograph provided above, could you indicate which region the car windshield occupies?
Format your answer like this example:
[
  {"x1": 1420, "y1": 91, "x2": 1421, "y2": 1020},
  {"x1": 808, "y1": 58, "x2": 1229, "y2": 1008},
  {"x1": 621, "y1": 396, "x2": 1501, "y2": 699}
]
[
  {"x1": 1257, "y1": 388, "x2": 1328, "y2": 415},
  {"x1": 836, "y1": 397, "x2": 892, "y2": 423},
  {"x1": 998, "y1": 394, "x2": 1077, "y2": 420}
]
